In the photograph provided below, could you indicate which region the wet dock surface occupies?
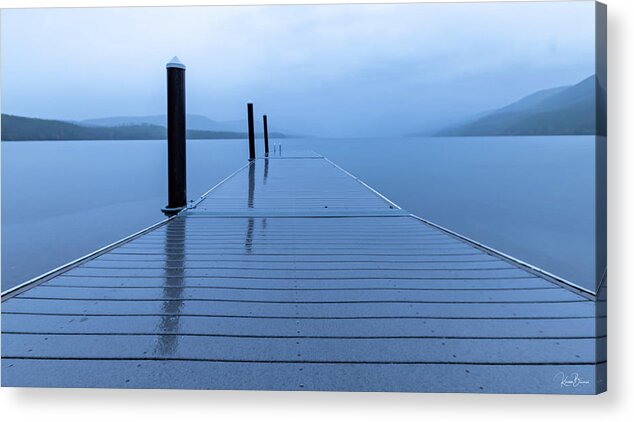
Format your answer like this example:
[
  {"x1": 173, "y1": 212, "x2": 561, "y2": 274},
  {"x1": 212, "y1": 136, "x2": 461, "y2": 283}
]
[{"x1": 1, "y1": 152, "x2": 605, "y2": 393}]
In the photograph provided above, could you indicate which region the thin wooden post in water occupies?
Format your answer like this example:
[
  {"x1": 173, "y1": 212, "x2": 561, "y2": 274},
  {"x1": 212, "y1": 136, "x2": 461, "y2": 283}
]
[
  {"x1": 263, "y1": 114, "x2": 269, "y2": 156},
  {"x1": 162, "y1": 56, "x2": 187, "y2": 216},
  {"x1": 247, "y1": 102, "x2": 255, "y2": 160}
]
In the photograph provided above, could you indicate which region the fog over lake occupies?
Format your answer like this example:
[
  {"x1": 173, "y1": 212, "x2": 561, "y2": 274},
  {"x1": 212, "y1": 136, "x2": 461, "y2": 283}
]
[{"x1": 2, "y1": 3, "x2": 595, "y2": 137}]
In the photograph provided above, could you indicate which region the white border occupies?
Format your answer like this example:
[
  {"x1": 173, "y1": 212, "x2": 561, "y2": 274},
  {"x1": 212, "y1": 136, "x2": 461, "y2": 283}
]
[{"x1": 1, "y1": 0, "x2": 632, "y2": 421}]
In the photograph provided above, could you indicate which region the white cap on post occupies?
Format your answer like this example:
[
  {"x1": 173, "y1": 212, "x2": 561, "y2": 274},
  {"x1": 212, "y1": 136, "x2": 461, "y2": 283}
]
[{"x1": 166, "y1": 56, "x2": 186, "y2": 70}]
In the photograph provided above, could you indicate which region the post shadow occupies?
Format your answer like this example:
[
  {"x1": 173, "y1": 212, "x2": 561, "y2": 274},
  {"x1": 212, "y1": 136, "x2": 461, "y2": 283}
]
[
  {"x1": 244, "y1": 161, "x2": 256, "y2": 254},
  {"x1": 156, "y1": 220, "x2": 186, "y2": 356}
]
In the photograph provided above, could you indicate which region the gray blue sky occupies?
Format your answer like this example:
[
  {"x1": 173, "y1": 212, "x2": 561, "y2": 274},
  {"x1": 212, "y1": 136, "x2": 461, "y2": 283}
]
[{"x1": 1, "y1": 1, "x2": 596, "y2": 137}]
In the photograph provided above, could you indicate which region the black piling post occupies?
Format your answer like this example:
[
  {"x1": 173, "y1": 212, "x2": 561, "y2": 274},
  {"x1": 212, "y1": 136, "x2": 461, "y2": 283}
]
[
  {"x1": 247, "y1": 103, "x2": 255, "y2": 160},
  {"x1": 162, "y1": 56, "x2": 187, "y2": 216},
  {"x1": 263, "y1": 114, "x2": 269, "y2": 156}
]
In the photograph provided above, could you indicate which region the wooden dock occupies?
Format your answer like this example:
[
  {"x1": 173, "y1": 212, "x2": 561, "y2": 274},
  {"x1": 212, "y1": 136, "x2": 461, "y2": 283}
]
[{"x1": 1, "y1": 151, "x2": 605, "y2": 393}]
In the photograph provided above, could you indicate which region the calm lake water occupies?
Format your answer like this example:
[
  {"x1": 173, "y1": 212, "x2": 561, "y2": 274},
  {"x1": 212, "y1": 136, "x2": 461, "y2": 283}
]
[{"x1": 1, "y1": 136, "x2": 597, "y2": 291}]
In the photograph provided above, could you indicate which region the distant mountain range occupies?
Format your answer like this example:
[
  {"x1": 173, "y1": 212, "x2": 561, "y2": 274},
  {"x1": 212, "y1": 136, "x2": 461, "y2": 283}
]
[
  {"x1": 433, "y1": 75, "x2": 606, "y2": 137},
  {"x1": 1, "y1": 114, "x2": 288, "y2": 141},
  {"x1": 78, "y1": 114, "x2": 248, "y2": 133},
  {"x1": 2, "y1": 76, "x2": 605, "y2": 141}
]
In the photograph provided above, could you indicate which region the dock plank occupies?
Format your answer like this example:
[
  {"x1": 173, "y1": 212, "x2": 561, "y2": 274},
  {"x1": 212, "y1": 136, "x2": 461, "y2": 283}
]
[
  {"x1": 43, "y1": 275, "x2": 554, "y2": 290},
  {"x1": 20, "y1": 285, "x2": 582, "y2": 302},
  {"x1": 2, "y1": 314, "x2": 604, "y2": 338},
  {"x1": 0, "y1": 359, "x2": 605, "y2": 394},
  {"x1": 2, "y1": 333, "x2": 603, "y2": 363},
  {"x1": 2, "y1": 298, "x2": 600, "y2": 318}
]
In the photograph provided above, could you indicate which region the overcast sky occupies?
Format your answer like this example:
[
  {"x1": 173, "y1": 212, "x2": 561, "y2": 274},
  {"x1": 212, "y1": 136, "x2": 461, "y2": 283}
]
[{"x1": 1, "y1": 1, "x2": 596, "y2": 137}]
